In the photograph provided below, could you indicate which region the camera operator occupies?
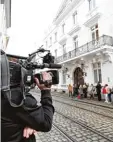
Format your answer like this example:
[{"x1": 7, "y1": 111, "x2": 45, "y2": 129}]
[{"x1": 1, "y1": 72, "x2": 55, "y2": 142}]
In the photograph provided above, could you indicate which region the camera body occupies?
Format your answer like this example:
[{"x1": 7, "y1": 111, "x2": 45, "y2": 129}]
[
  {"x1": 6, "y1": 49, "x2": 61, "y2": 91},
  {"x1": 9, "y1": 61, "x2": 22, "y2": 87}
]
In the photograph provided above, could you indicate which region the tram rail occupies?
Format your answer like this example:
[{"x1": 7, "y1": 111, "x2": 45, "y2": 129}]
[
  {"x1": 53, "y1": 124, "x2": 77, "y2": 142},
  {"x1": 53, "y1": 97, "x2": 113, "y2": 119},
  {"x1": 54, "y1": 111, "x2": 113, "y2": 142},
  {"x1": 52, "y1": 93, "x2": 113, "y2": 110}
]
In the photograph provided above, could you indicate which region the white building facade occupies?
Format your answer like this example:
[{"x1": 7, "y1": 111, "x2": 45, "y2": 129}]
[
  {"x1": 0, "y1": 0, "x2": 11, "y2": 50},
  {"x1": 42, "y1": 0, "x2": 113, "y2": 92},
  {"x1": 0, "y1": 3, "x2": 6, "y2": 50}
]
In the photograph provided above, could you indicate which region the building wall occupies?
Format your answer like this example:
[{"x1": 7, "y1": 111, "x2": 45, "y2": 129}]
[
  {"x1": 84, "y1": 61, "x2": 94, "y2": 85},
  {"x1": 4, "y1": 0, "x2": 11, "y2": 28},
  {"x1": 0, "y1": 4, "x2": 6, "y2": 50},
  {"x1": 101, "y1": 62, "x2": 113, "y2": 87},
  {"x1": 0, "y1": 0, "x2": 11, "y2": 50},
  {"x1": 44, "y1": 0, "x2": 113, "y2": 52},
  {"x1": 98, "y1": 0, "x2": 113, "y2": 37},
  {"x1": 41, "y1": 0, "x2": 113, "y2": 90}
]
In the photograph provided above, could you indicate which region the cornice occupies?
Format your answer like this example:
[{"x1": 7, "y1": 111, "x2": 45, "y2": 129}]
[
  {"x1": 68, "y1": 24, "x2": 81, "y2": 36},
  {"x1": 54, "y1": 0, "x2": 82, "y2": 25},
  {"x1": 84, "y1": 13, "x2": 101, "y2": 27},
  {"x1": 54, "y1": 0, "x2": 70, "y2": 22}
]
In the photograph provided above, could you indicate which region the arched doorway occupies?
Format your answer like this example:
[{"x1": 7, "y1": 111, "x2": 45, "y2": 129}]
[{"x1": 74, "y1": 67, "x2": 84, "y2": 85}]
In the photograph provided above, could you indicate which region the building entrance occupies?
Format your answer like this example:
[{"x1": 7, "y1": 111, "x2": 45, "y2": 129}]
[{"x1": 74, "y1": 67, "x2": 84, "y2": 85}]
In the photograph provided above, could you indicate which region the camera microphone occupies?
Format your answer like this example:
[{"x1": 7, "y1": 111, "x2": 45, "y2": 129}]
[
  {"x1": 49, "y1": 63, "x2": 62, "y2": 69},
  {"x1": 31, "y1": 63, "x2": 62, "y2": 69}
]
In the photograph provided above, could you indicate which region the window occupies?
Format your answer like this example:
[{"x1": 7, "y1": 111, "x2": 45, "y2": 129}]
[
  {"x1": 55, "y1": 49, "x2": 57, "y2": 58},
  {"x1": 73, "y1": 11, "x2": 77, "y2": 25},
  {"x1": 93, "y1": 62, "x2": 102, "y2": 83},
  {"x1": 88, "y1": 0, "x2": 96, "y2": 11},
  {"x1": 54, "y1": 32, "x2": 57, "y2": 42},
  {"x1": 62, "y1": 23, "x2": 65, "y2": 34},
  {"x1": 1, "y1": 0, "x2": 5, "y2": 4},
  {"x1": 62, "y1": 71, "x2": 66, "y2": 84},
  {"x1": 91, "y1": 24, "x2": 99, "y2": 44},
  {"x1": 94, "y1": 70, "x2": 98, "y2": 83},
  {"x1": 63, "y1": 44, "x2": 66, "y2": 59},
  {"x1": 98, "y1": 69, "x2": 102, "y2": 83},
  {"x1": 50, "y1": 37, "x2": 52, "y2": 46},
  {"x1": 73, "y1": 36, "x2": 78, "y2": 48},
  {"x1": 63, "y1": 44, "x2": 66, "y2": 54}
]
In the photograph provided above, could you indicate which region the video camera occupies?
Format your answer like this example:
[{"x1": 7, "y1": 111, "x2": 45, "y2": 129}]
[{"x1": 1, "y1": 47, "x2": 62, "y2": 93}]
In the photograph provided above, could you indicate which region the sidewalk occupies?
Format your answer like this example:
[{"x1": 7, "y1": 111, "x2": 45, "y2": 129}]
[
  {"x1": 31, "y1": 89, "x2": 113, "y2": 109},
  {"x1": 53, "y1": 91, "x2": 113, "y2": 109}
]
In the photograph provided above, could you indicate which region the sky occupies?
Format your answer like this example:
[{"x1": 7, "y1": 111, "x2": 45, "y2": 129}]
[{"x1": 6, "y1": 0, "x2": 62, "y2": 56}]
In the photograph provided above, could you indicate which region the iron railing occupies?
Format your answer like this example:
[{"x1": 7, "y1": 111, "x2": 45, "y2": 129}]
[{"x1": 55, "y1": 35, "x2": 113, "y2": 63}]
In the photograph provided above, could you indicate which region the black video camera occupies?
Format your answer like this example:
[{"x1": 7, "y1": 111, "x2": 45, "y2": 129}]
[{"x1": 1, "y1": 48, "x2": 62, "y2": 93}]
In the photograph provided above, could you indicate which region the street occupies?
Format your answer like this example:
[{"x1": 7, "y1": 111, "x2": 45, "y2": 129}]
[{"x1": 31, "y1": 90, "x2": 113, "y2": 142}]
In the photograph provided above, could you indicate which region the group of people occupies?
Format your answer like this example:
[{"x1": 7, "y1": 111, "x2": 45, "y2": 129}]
[{"x1": 68, "y1": 82, "x2": 113, "y2": 103}]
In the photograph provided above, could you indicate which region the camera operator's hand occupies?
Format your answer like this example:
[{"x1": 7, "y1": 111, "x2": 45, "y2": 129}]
[
  {"x1": 23, "y1": 127, "x2": 37, "y2": 138},
  {"x1": 34, "y1": 72, "x2": 52, "y2": 90}
]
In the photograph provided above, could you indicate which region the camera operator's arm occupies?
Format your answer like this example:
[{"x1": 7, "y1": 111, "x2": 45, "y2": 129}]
[{"x1": 16, "y1": 72, "x2": 55, "y2": 132}]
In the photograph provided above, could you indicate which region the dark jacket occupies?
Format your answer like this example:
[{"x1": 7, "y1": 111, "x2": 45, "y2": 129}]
[
  {"x1": 1, "y1": 89, "x2": 54, "y2": 142},
  {"x1": 96, "y1": 84, "x2": 101, "y2": 93}
]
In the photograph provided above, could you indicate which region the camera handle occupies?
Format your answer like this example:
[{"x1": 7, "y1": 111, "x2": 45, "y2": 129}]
[{"x1": 26, "y1": 62, "x2": 62, "y2": 70}]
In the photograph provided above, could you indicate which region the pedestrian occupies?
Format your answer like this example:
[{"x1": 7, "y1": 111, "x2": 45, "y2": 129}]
[
  {"x1": 111, "y1": 86, "x2": 113, "y2": 94},
  {"x1": 73, "y1": 84, "x2": 78, "y2": 97},
  {"x1": 96, "y1": 82, "x2": 102, "y2": 101},
  {"x1": 107, "y1": 87, "x2": 112, "y2": 103},
  {"x1": 72, "y1": 84, "x2": 75, "y2": 97},
  {"x1": 83, "y1": 83, "x2": 88, "y2": 98},
  {"x1": 79, "y1": 85, "x2": 83, "y2": 99},
  {"x1": 88, "y1": 84, "x2": 95, "y2": 99},
  {"x1": 102, "y1": 84, "x2": 108, "y2": 103},
  {"x1": 68, "y1": 84, "x2": 73, "y2": 97},
  {"x1": 111, "y1": 86, "x2": 113, "y2": 102}
]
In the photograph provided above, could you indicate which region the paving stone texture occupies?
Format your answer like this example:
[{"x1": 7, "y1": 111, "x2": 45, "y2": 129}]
[{"x1": 30, "y1": 91, "x2": 113, "y2": 142}]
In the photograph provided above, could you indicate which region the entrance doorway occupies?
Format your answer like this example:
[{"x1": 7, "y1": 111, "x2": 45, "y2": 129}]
[{"x1": 74, "y1": 67, "x2": 84, "y2": 85}]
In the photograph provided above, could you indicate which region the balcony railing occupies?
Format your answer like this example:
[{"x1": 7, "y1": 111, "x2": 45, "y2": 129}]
[{"x1": 55, "y1": 35, "x2": 113, "y2": 63}]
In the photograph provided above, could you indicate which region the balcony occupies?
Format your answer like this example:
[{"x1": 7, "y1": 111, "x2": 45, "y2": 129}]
[
  {"x1": 55, "y1": 35, "x2": 113, "y2": 63},
  {"x1": 58, "y1": 34, "x2": 67, "y2": 45},
  {"x1": 68, "y1": 24, "x2": 81, "y2": 36}
]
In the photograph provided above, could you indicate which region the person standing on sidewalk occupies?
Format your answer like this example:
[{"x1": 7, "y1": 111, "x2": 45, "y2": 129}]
[
  {"x1": 110, "y1": 86, "x2": 113, "y2": 102},
  {"x1": 79, "y1": 85, "x2": 83, "y2": 99},
  {"x1": 107, "y1": 86, "x2": 112, "y2": 103},
  {"x1": 96, "y1": 82, "x2": 102, "y2": 101},
  {"x1": 88, "y1": 84, "x2": 95, "y2": 99},
  {"x1": 102, "y1": 84, "x2": 108, "y2": 103},
  {"x1": 73, "y1": 84, "x2": 78, "y2": 98},
  {"x1": 83, "y1": 83, "x2": 88, "y2": 98},
  {"x1": 68, "y1": 84, "x2": 73, "y2": 97}
]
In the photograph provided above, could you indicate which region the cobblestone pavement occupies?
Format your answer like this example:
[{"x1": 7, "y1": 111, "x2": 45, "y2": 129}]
[
  {"x1": 30, "y1": 91, "x2": 113, "y2": 142},
  {"x1": 53, "y1": 101, "x2": 113, "y2": 140},
  {"x1": 35, "y1": 112, "x2": 110, "y2": 142},
  {"x1": 53, "y1": 96, "x2": 113, "y2": 118},
  {"x1": 53, "y1": 113, "x2": 110, "y2": 142},
  {"x1": 35, "y1": 126, "x2": 72, "y2": 142}
]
